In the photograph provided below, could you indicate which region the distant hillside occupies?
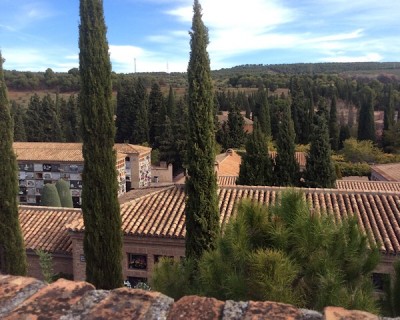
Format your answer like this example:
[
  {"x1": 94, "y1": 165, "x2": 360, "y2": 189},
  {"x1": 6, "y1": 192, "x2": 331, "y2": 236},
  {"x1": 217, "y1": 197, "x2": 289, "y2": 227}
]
[{"x1": 5, "y1": 61, "x2": 400, "y2": 96}]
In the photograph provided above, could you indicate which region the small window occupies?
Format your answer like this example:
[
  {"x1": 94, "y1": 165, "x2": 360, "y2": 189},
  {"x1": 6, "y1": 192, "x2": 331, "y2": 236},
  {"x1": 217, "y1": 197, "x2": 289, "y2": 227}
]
[
  {"x1": 128, "y1": 253, "x2": 147, "y2": 270},
  {"x1": 372, "y1": 272, "x2": 389, "y2": 291}
]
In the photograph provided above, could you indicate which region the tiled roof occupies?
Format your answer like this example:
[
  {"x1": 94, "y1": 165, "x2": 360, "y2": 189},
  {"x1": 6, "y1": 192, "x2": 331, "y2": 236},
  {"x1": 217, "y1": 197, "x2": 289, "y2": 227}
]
[
  {"x1": 269, "y1": 151, "x2": 307, "y2": 168},
  {"x1": 114, "y1": 143, "x2": 152, "y2": 156},
  {"x1": 336, "y1": 180, "x2": 400, "y2": 192},
  {"x1": 215, "y1": 150, "x2": 242, "y2": 176},
  {"x1": 13, "y1": 142, "x2": 129, "y2": 162},
  {"x1": 68, "y1": 185, "x2": 400, "y2": 255},
  {"x1": 371, "y1": 163, "x2": 400, "y2": 181},
  {"x1": 218, "y1": 176, "x2": 237, "y2": 186},
  {"x1": 19, "y1": 206, "x2": 82, "y2": 255},
  {"x1": 1, "y1": 275, "x2": 379, "y2": 320}
]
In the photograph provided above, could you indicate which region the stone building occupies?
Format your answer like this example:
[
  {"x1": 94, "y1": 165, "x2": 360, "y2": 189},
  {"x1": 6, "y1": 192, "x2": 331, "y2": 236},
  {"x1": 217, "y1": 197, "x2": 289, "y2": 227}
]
[{"x1": 13, "y1": 142, "x2": 151, "y2": 206}]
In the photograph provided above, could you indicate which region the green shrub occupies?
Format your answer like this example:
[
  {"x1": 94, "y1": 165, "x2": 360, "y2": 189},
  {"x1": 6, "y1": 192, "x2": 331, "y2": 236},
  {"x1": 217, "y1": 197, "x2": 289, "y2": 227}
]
[
  {"x1": 55, "y1": 179, "x2": 73, "y2": 208},
  {"x1": 335, "y1": 161, "x2": 371, "y2": 177},
  {"x1": 41, "y1": 183, "x2": 61, "y2": 207}
]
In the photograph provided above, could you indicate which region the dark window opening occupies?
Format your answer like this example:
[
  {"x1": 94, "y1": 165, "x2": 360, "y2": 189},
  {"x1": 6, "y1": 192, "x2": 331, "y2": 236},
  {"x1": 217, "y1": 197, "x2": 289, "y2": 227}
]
[{"x1": 128, "y1": 253, "x2": 147, "y2": 270}]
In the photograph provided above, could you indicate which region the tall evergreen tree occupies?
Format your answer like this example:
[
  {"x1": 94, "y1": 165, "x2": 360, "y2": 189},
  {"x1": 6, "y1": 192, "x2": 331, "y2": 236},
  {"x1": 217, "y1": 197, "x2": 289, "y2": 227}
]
[
  {"x1": 383, "y1": 84, "x2": 394, "y2": 131},
  {"x1": 329, "y1": 95, "x2": 339, "y2": 151},
  {"x1": 274, "y1": 103, "x2": 299, "y2": 186},
  {"x1": 0, "y1": 52, "x2": 27, "y2": 275},
  {"x1": 166, "y1": 85, "x2": 176, "y2": 119},
  {"x1": 40, "y1": 94, "x2": 63, "y2": 142},
  {"x1": 173, "y1": 96, "x2": 189, "y2": 174},
  {"x1": 131, "y1": 77, "x2": 149, "y2": 145},
  {"x1": 25, "y1": 93, "x2": 43, "y2": 141},
  {"x1": 158, "y1": 115, "x2": 176, "y2": 165},
  {"x1": 79, "y1": 0, "x2": 123, "y2": 289},
  {"x1": 237, "y1": 121, "x2": 273, "y2": 186},
  {"x1": 304, "y1": 114, "x2": 336, "y2": 188},
  {"x1": 115, "y1": 78, "x2": 135, "y2": 143},
  {"x1": 185, "y1": 0, "x2": 220, "y2": 261},
  {"x1": 148, "y1": 82, "x2": 165, "y2": 148},
  {"x1": 290, "y1": 76, "x2": 310, "y2": 144},
  {"x1": 253, "y1": 89, "x2": 271, "y2": 136},
  {"x1": 10, "y1": 101, "x2": 27, "y2": 141},
  {"x1": 357, "y1": 86, "x2": 376, "y2": 142},
  {"x1": 41, "y1": 184, "x2": 62, "y2": 207}
]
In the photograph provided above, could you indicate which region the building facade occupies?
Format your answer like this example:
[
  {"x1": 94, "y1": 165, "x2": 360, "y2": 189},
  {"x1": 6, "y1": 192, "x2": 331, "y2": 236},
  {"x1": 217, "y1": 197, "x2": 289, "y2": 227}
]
[{"x1": 14, "y1": 142, "x2": 151, "y2": 207}]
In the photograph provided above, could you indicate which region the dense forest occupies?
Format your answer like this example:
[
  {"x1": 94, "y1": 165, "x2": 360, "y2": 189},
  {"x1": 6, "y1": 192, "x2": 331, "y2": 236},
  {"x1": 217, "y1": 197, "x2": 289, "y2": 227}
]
[{"x1": 7, "y1": 61, "x2": 400, "y2": 179}]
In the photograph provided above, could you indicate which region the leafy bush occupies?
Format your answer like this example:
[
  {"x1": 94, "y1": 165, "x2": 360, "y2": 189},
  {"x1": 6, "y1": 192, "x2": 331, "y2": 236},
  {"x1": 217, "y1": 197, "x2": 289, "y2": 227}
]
[
  {"x1": 342, "y1": 138, "x2": 381, "y2": 163},
  {"x1": 335, "y1": 162, "x2": 371, "y2": 177}
]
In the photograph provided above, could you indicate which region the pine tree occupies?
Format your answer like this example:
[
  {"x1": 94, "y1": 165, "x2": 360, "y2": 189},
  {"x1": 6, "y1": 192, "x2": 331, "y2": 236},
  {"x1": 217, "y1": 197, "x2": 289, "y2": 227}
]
[
  {"x1": 357, "y1": 86, "x2": 376, "y2": 142},
  {"x1": 185, "y1": 0, "x2": 220, "y2": 261},
  {"x1": 41, "y1": 184, "x2": 62, "y2": 207},
  {"x1": 274, "y1": 103, "x2": 299, "y2": 186},
  {"x1": 79, "y1": 0, "x2": 123, "y2": 289},
  {"x1": 329, "y1": 95, "x2": 339, "y2": 151},
  {"x1": 0, "y1": 52, "x2": 27, "y2": 275},
  {"x1": 237, "y1": 121, "x2": 273, "y2": 186},
  {"x1": 304, "y1": 114, "x2": 336, "y2": 188}
]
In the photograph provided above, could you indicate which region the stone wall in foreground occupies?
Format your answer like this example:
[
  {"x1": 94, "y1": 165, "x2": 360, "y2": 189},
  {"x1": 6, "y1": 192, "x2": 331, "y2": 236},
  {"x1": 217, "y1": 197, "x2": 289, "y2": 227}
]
[{"x1": 0, "y1": 274, "x2": 396, "y2": 319}]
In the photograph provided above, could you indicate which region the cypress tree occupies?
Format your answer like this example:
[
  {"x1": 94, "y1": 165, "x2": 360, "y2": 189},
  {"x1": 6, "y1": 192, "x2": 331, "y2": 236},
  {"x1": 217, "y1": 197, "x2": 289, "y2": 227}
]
[
  {"x1": 10, "y1": 101, "x2": 27, "y2": 141},
  {"x1": 0, "y1": 52, "x2": 27, "y2": 275},
  {"x1": 79, "y1": 0, "x2": 123, "y2": 289},
  {"x1": 41, "y1": 184, "x2": 62, "y2": 207},
  {"x1": 304, "y1": 114, "x2": 336, "y2": 188},
  {"x1": 185, "y1": 0, "x2": 220, "y2": 261},
  {"x1": 329, "y1": 95, "x2": 339, "y2": 151},
  {"x1": 274, "y1": 103, "x2": 299, "y2": 186},
  {"x1": 357, "y1": 86, "x2": 376, "y2": 142},
  {"x1": 115, "y1": 78, "x2": 135, "y2": 143},
  {"x1": 25, "y1": 94, "x2": 43, "y2": 141},
  {"x1": 253, "y1": 89, "x2": 271, "y2": 136},
  {"x1": 290, "y1": 76, "x2": 309, "y2": 144},
  {"x1": 131, "y1": 77, "x2": 149, "y2": 145},
  {"x1": 237, "y1": 121, "x2": 273, "y2": 186},
  {"x1": 40, "y1": 94, "x2": 63, "y2": 142},
  {"x1": 226, "y1": 104, "x2": 246, "y2": 148},
  {"x1": 158, "y1": 115, "x2": 176, "y2": 165},
  {"x1": 148, "y1": 82, "x2": 165, "y2": 148},
  {"x1": 55, "y1": 179, "x2": 73, "y2": 208},
  {"x1": 383, "y1": 85, "x2": 394, "y2": 131}
]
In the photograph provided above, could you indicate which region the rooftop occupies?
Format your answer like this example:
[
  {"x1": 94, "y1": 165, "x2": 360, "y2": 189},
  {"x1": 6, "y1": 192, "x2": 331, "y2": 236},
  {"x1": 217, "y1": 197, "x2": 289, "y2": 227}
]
[
  {"x1": 371, "y1": 163, "x2": 400, "y2": 181},
  {"x1": 0, "y1": 274, "x2": 386, "y2": 319},
  {"x1": 13, "y1": 142, "x2": 149, "y2": 163},
  {"x1": 65, "y1": 185, "x2": 400, "y2": 255}
]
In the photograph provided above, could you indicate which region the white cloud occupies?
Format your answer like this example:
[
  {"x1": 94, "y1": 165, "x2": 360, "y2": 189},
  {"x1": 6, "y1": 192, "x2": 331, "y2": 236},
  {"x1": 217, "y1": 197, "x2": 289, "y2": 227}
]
[
  {"x1": 109, "y1": 44, "x2": 187, "y2": 72},
  {"x1": 320, "y1": 53, "x2": 383, "y2": 63}
]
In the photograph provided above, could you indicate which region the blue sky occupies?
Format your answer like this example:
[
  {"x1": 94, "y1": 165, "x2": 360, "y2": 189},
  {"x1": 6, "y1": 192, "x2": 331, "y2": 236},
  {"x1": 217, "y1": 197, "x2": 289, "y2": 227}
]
[{"x1": 0, "y1": 0, "x2": 399, "y2": 73}]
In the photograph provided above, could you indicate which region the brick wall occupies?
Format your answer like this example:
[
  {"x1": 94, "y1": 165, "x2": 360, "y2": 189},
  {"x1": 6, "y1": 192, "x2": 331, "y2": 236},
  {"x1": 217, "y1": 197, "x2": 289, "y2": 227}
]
[{"x1": 26, "y1": 252, "x2": 73, "y2": 281}]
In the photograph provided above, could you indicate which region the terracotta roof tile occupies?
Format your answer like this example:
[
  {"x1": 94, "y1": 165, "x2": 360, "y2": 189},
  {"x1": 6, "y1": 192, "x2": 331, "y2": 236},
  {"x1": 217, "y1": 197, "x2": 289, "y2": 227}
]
[
  {"x1": 371, "y1": 163, "x2": 400, "y2": 181},
  {"x1": 19, "y1": 206, "x2": 82, "y2": 255},
  {"x1": 336, "y1": 180, "x2": 400, "y2": 192},
  {"x1": 65, "y1": 185, "x2": 400, "y2": 255},
  {"x1": 13, "y1": 142, "x2": 136, "y2": 162}
]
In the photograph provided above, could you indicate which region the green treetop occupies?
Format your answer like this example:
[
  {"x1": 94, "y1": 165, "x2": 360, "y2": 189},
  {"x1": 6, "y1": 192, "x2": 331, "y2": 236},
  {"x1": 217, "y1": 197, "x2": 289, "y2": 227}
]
[
  {"x1": 79, "y1": 0, "x2": 123, "y2": 289},
  {"x1": 0, "y1": 52, "x2": 27, "y2": 275},
  {"x1": 185, "y1": 0, "x2": 220, "y2": 261}
]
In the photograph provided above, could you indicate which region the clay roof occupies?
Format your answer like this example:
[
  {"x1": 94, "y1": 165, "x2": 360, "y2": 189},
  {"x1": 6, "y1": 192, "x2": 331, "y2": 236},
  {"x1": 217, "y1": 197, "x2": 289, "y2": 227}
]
[
  {"x1": 269, "y1": 151, "x2": 307, "y2": 168},
  {"x1": 67, "y1": 185, "x2": 400, "y2": 255},
  {"x1": 336, "y1": 180, "x2": 400, "y2": 192},
  {"x1": 218, "y1": 176, "x2": 237, "y2": 186},
  {"x1": 0, "y1": 274, "x2": 376, "y2": 319},
  {"x1": 19, "y1": 206, "x2": 82, "y2": 255},
  {"x1": 13, "y1": 142, "x2": 129, "y2": 162},
  {"x1": 371, "y1": 163, "x2": 400, "y2": 181},
  {"x1": 114, "y1": 143, "x2": 152, "y2": 156}
]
